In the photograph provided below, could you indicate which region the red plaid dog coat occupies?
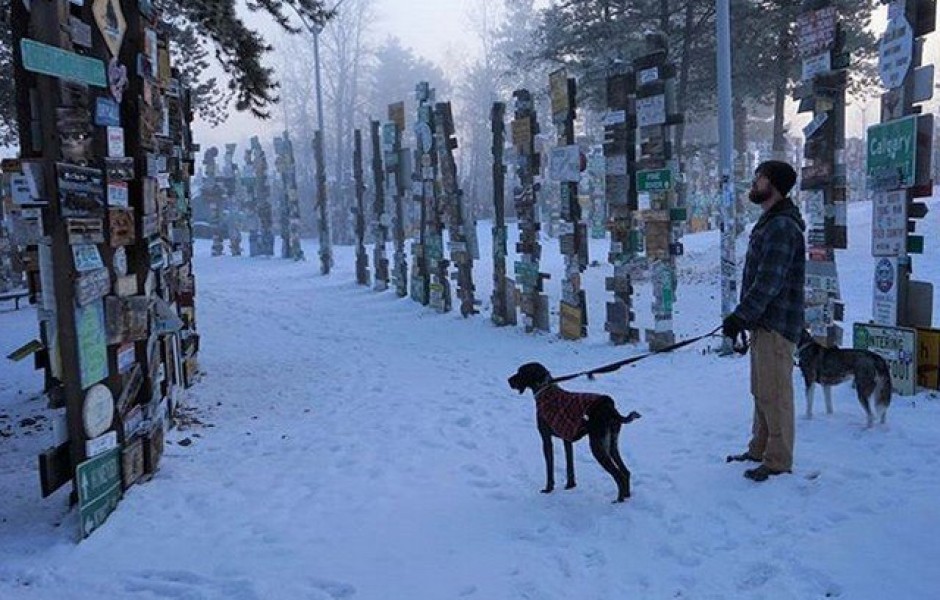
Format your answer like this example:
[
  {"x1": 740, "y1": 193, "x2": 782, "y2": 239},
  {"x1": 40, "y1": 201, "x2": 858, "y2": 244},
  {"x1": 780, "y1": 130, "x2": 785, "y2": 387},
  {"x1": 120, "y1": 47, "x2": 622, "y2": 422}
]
[{"x1": 535, "y1": 386, "x2": 603, "y2": 442}]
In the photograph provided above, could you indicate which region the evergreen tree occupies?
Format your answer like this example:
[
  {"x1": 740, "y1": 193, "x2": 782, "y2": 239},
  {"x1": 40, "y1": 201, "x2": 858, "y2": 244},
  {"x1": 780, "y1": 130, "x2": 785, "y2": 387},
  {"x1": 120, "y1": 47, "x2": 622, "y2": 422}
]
[{"x1": 0, "y1": 0, "x2": 336, "y2": 146}]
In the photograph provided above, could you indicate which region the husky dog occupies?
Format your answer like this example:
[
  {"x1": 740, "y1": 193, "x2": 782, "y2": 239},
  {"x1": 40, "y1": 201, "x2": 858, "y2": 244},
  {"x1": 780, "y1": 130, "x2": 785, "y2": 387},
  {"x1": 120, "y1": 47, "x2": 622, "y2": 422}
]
[{"x1": 795, "y1": 330, "x2": 892, "y2": 427}]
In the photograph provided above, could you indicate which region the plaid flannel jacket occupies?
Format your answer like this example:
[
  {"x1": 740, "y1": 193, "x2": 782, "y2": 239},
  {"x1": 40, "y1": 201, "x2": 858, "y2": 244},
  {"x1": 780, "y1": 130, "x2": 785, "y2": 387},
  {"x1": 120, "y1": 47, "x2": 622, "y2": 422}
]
[
  {"x1": 535, "y1": 386, "x2": 602, "y2": 442},
  {"x1": 735, "y1": 198, "x2": 806, "y2": 344}
]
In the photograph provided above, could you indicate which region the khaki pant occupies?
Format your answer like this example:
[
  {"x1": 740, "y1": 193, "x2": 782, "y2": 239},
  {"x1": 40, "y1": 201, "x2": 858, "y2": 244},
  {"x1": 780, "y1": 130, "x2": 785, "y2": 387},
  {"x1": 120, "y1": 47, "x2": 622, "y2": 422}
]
[{"x1": 747, "y1": 328, "x2": 795, "y2": 472}]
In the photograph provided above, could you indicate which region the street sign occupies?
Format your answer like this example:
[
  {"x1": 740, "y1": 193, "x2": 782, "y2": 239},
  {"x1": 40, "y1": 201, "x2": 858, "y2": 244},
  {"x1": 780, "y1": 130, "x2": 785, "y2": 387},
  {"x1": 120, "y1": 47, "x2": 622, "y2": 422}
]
[
  {"x1": 20, "y1": 38, "x2": 106, "y2": 87},
  {"x1": 879, "y1": 15, "x2": 913, "y2": 89},
  {"x1": 853, "y1": 322, "x2": 917, "y2": 395},
  {"x1": 867, "y1": 115, "x2": 917, "y2": 187},
  {"x1": 636, "y1": 94, "x2": 666, "y2": 127},
  {"x1": 798, "y1": 5, "x2": 837, "y2": 58},
  {"x1": 872, "y1": 257, "x2": 900, "y2": 326},
  {"x1": 77, "y1": 447, "x2": 122, "y2": 538},
  {"x1": 871, "y1": 190, "x2": 907, "y2": 256},
  {"x1": 636, "y1": 168, "x2": 673, "y2": 192}
]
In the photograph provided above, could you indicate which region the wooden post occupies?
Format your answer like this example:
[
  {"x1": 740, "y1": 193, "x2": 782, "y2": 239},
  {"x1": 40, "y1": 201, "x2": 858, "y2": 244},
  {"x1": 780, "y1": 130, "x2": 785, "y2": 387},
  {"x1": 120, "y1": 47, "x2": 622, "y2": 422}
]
[
  {"x1": 634, "y1": 35, "x2": 685, "y2": 351},
  {"x1": 353, "y1": 129, "x2": 370, "y2": 285},
  {"x1": 490, "y1": 102, "x2": 515, "y2": 326},
  {"x1": 511, "y1": 89, "x2": 549, "y2": 332},
  {"x1": 603, "y1": 70, "x2": 640, "y2": 344},
  {"x1": 866, "y1": 0, "x2": 935, "y2": 329},
  {"x1": 550, "y1": 69, "x2": 587, "y2": 340},
  {"x1": 795, "y1": 0, "x2": 846, "y2": 345},
  {"x1": 385, "y1": 102, "x2": 409, "y2": 298},
  {"x1": 434, "y1": 101, "x2": 476, "y2": 317},
  {"x1": 411, "y1": 82, "x2": 439, "y2": 307},
  {"x1": 369, "y1": 120, "x2": 389, "y2": 291}
]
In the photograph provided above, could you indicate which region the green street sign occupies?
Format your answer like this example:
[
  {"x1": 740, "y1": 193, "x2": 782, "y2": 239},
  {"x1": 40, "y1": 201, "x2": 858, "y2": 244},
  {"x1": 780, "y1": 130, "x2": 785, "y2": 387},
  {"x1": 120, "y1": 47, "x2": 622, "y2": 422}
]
[
  {"x1": 77, "y1": 447, "x2": 122, "y2": 538},
  {"x1": 20, "y1": 38, "x2": 106, "y2": 87},
  {"x1": 867, "y1": 116, "x2": 917, "y2": 188},
  {"x1": 637, "y1": 169, "x2": 673, "y2": 193},
  {"x1": 513, "y1": 261, "x2": 539, "y2": 286}
]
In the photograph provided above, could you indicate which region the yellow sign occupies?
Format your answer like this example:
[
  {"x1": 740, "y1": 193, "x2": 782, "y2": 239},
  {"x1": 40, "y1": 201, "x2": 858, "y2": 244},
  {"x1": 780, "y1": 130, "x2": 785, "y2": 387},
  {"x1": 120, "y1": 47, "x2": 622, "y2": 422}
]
[
  {"x1": 916, "y1": 328, "x2": 940, "y2": 390},
  {"x1": 560, "y1": 302, "x2": 582, "y2": 340},
  {"x1": 93, "y1": 0, "x2": 127, "y2": 57}
]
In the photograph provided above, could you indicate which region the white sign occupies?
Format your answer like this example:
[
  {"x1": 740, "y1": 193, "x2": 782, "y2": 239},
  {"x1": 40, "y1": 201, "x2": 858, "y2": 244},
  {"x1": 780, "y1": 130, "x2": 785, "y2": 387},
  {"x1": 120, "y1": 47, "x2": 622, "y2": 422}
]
[
  {"x1": 604, "y1": 110, "x2": 626, "y2": 126},
  {"x1": 107, "y1": 181, "x2": 128, "y2": 207},
  {"x1": 82, "y1": 383, "x2": 114, "y2": 439},
  {"x1": 879, "y1": 16, "x2": 913, "y2": 89},
  {"x1": 636, "y1": 94, "x2": 666, "y2": 128},
  {"x1": 72, "y1": 244, "x2": 104, "y2": 272},
  {"x1": 549, "y1": 145, "x2": 581, "y2": 182},
  {"x1": 85, "y1": 430, "x2": 118, "y2": 457},
  {"x1": 106, "y1": 126, "x2": 124, "y2": 157},
  {"x1": 871, "y1": 190, "x2": 907, "y2": 256},
  {"x1": 873, "y1": 257, "x2": 899, "y2": 326},
  {"x1": 638, "y1": 67, "x2": 659, "y2": 85},
  {"x1": 10, "y1": 174, "x2": 32, "y2": 204},
  {"x1": 801, "y1": 52, "x2": 831, "y2": 81}
]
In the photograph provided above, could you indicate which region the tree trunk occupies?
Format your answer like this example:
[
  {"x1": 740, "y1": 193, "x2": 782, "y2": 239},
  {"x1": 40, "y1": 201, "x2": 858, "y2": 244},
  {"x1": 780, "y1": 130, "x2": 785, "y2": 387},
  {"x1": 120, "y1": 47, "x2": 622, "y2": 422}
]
[{"x1": 674, "y1": 0, "x2": 695, "y2": 165}]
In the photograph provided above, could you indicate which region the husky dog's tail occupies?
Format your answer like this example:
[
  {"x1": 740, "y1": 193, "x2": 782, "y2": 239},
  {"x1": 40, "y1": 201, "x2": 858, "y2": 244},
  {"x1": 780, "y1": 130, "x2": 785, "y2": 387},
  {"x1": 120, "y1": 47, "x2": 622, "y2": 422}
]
[{"x1": 873, "y1": 356, "x2": 892, "y2": 425}]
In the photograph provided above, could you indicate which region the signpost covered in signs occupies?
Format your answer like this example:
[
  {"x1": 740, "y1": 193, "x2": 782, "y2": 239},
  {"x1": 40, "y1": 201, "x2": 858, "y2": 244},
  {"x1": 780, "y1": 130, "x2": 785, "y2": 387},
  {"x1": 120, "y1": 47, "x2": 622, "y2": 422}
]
[
  {"x1": 383, "y1": 103, "x2": 409, "y2": 298},
  {"x1": 369, "y1": 120, "x2": 389, "y2": 292},
  {"x1": 794, "y1": 0, "x2": 847, "y2": 346},
  {"x1": 549, "y1": 68, "x2": 587, "y2": 340},
  {"x1": 633, "y1": 35, "x2": 685, "y2": 351},
  {"x1": 11, "y1": 0, "x2": 200, "y2": 537},
  {"x1": 434, "y1": 102, "x2": 477, "y2": 317},
  {"x1": 273, "y1": 132, "x2": 303, "y2": 261},
  {"x1": 410, "y1": 82, "x2": 443, "y2": 309},
  {"x1": 490, "y1": 102, "x2": 516, "y2": 327},
  {"x1": 352, "y1": 129, "x2": 370, "y2": 286},
  {"x1": 603, "y1": 70, "x2": 640, "y2": 345},
  {"x1": 511, "y1": 89, "x2": 549, "y2": 333},
  {"x1": 866, "y1": 0, "x2": 935, "y2": 330}
]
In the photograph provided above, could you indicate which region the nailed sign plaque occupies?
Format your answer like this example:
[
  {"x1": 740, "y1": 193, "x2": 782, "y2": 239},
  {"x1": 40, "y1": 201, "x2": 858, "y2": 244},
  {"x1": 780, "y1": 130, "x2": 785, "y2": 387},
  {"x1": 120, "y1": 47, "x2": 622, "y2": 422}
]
[{"x1": 93, "y1": 0, "x2": 127, "y2": 57}]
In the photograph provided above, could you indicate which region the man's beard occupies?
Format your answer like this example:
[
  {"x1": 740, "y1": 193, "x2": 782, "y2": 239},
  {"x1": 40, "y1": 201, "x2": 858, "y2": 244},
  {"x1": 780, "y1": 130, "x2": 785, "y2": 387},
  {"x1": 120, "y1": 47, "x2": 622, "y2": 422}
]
[{"x1": 748, "y1": 188, "x2": 771, "y2": 204}]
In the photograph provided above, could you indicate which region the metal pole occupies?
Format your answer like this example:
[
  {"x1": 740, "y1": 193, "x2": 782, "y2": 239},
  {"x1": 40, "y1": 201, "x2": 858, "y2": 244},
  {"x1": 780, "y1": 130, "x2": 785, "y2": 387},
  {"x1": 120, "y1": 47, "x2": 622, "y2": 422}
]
[
  {"x1": 717, "y1": 0, "x2": 737, "y2": 354},
  {"x1": 312, "y1": 27, "x2": 332, "y2": 273}
]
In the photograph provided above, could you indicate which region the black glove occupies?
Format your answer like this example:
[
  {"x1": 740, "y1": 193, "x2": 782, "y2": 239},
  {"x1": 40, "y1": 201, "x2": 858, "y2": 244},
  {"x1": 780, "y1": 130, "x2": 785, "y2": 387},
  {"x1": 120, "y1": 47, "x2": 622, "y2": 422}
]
[{"x1": 722, "y1": 313, "x2": 745, "y2": 340}]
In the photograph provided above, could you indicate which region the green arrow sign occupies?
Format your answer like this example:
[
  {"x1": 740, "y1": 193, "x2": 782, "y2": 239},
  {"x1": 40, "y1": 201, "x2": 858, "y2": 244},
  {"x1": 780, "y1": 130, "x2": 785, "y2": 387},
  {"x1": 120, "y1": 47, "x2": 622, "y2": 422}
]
[
  {"x1": 20, "y1": 38, "x2": 106, "y2": 87},
  {"x1": 76, "y1": 447, "x2": 122, "y2": 538}
]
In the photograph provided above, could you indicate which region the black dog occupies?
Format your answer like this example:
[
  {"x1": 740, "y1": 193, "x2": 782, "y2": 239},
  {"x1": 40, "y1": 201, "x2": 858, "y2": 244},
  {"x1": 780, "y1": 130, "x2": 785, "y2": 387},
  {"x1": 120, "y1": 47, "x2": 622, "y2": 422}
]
[{"x1": 508, "y1": 362, "x2": 641, "y2": 503}]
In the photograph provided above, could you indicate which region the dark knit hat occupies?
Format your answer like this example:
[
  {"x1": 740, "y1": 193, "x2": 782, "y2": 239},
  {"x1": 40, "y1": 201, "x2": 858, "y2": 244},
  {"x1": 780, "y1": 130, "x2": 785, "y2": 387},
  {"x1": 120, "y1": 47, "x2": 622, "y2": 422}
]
[{"x1": 755, "y1": 160, "x2": 797, "y2": 198}]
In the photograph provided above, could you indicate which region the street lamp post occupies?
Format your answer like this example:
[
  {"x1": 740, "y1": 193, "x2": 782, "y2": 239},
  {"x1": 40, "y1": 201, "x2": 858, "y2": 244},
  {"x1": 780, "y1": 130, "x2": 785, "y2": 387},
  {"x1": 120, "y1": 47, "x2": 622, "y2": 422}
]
[{"x1": 291, "y1": 0, "x2": 347, "y2": 274}]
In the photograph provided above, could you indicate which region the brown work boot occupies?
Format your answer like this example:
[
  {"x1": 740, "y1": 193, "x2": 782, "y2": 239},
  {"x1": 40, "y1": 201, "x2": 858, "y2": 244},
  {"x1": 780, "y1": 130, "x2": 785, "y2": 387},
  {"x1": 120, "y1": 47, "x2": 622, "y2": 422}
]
[{"x1": 743, "y1": 464, "x2": 789, "y2": 482}]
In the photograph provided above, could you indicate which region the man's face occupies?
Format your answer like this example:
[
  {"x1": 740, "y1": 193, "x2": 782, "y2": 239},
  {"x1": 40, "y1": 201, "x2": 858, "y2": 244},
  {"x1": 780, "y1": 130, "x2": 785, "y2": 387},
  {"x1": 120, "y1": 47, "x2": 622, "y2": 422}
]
[{"x1": 748, "y1": 172, "x2": 773, "y2": 204}]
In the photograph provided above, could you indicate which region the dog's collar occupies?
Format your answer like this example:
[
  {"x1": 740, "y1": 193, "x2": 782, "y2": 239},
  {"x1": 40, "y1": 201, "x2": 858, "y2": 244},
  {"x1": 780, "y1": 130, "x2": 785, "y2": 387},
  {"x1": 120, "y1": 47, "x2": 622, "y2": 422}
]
[{"x1": 533, "y1": 381, "x2": 554, "y2": 398}]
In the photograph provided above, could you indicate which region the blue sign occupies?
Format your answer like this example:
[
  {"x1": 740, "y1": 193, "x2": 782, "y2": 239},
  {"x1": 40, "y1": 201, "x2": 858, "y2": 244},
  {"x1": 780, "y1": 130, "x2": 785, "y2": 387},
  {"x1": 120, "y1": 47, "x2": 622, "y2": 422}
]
[{"x1": 94, "y1": 97, "x2": 121, "y2": 127}]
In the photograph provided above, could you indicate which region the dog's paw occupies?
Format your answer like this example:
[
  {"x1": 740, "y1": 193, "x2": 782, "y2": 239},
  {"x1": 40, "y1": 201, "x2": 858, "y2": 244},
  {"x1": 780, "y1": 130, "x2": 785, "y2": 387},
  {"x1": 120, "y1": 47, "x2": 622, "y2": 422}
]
[
  {"x1": 540, "y1": 486, "x2": 554, "y2": 494},
  {"x1": 564, "y1": 481, "x2": 577, "y2": 490}
]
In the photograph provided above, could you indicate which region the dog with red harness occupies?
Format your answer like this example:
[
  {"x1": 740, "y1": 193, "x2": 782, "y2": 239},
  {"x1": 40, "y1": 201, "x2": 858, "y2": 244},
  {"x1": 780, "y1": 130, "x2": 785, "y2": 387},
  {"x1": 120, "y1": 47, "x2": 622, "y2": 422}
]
[{"x1": 508, "y1": 362, "x2": 641, "y2": 503}]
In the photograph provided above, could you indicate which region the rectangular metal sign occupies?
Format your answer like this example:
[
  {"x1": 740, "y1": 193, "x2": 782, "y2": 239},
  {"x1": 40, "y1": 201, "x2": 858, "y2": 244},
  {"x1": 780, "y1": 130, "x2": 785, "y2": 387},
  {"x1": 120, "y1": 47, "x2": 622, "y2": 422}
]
[{"x1": 20, "y1": 38, "x2": 106, "y2": 87}]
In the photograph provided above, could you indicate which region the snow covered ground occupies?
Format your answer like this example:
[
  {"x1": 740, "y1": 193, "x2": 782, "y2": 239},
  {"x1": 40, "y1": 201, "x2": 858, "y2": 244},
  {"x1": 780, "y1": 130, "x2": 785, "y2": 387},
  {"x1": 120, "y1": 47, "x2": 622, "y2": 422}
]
[{"x1": 2, "y1": 197, "x2": 939, "y2": 599}]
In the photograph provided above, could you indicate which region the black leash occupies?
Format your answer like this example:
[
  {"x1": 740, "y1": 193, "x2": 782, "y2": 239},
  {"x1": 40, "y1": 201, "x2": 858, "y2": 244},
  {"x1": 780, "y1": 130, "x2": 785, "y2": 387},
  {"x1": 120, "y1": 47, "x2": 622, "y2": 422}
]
[{"x1": 548, "y1": 325, "x2": 726, "y2": 385}]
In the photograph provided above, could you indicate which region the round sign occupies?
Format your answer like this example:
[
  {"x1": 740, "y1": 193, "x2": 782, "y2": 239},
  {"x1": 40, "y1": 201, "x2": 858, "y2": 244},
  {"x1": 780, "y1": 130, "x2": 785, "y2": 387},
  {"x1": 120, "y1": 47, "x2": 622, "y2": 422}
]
[
  {"x1": 415, "y1": 122, "x2": 433, "y2": 153},
  {"x1": 113, "y1": 246, "x2": 128, "y2": 277},
  {"x1": 875, "y1": 258, "x2": 895, "y2": 294},
  {"x1": 82, "y1": 384, "x2": 114, "y2": 439},
  {"x1": 879, "y1": 16, "x2": 913, "y2": 89}
]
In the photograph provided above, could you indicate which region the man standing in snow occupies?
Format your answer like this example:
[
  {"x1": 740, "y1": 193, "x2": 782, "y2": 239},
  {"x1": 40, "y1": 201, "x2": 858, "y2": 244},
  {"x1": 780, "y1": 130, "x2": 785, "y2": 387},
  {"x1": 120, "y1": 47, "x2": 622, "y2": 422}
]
[{"x1": 723, "y1": 160, "x2": 805, "y2": 482}]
